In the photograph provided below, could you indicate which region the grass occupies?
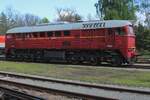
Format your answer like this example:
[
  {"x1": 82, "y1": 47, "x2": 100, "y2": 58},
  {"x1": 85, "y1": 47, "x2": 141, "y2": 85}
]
[{"x1": 0, "y1": 61, "x2": 150, "y2": 88}]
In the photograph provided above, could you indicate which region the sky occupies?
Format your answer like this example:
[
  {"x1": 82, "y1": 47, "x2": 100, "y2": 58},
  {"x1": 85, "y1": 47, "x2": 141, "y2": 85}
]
[{"x1": 0, "y1": 0, "x2": 97, "y2": 21}]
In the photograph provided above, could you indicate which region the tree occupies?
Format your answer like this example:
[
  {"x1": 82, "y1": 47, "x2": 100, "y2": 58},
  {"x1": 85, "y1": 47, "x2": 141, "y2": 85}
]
[
  {"x1": 145, "y1": 14, "x2": 150, "y2": 28},
  {"x1": 0, "y1": 7, "x2": 46, "y2": 33},
  {"x1": 23, "y1": 13, "x2": 41, "y2": 26},
  {"x1": 135, "y1": 23, "x2": 145, "y2": 50},
  {"x1": 137, "y1": 0, "x2": 150, "y2": 51},
  {"x1": 0, "y1": 12, "x2": 7, "y2": 33},
  {"x1": 95, "y1": 0, "x2": 137, "y2": 20},
  {"x1": 56, "y1": 8, "x2": 82, "y2": 22},
  {"x1": 143, "y1": 29, "x2": 150, "y2": 50},
  {"x1": 0, "y1": 8, "x2": 18, "y2": 33},
  {"x1": 137, "y1": 0, "x2": 150, "y2": 28},
  {"x1": 41, "y1": 17, "x2": 50, "y2": 23}
]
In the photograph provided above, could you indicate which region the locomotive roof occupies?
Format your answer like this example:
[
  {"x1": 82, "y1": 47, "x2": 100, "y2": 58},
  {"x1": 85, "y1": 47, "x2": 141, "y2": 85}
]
[{"x1": 7, "y1": 20, "x2": 132, "y2": 34}]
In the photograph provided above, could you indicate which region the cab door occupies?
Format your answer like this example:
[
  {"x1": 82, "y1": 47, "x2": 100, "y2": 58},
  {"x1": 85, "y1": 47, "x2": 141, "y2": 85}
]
[{"x1": 106, "y1": 29, "x2": 115, "y2": 48}]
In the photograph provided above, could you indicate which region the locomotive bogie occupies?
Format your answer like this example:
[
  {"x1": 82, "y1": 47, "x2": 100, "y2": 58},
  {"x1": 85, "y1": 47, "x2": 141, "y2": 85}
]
[{"x1": 6, "y1": 48, "x2": 125, "y2": 66}]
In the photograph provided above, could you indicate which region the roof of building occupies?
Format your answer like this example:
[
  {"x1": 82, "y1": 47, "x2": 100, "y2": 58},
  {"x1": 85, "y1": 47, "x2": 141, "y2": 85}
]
[{"x1": 7, "y1": 20, "x2": 132, "y2": 34}]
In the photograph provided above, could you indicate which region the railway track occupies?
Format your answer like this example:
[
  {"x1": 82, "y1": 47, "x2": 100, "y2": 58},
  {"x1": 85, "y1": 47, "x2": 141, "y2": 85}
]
[
  {"x1": 0, "y1": 71, "x2": 150, "y2": 100},
  {"x1": 0, "y1": 86, "x2": 45, "y2": 100},
  {"x1": 0, "y1": 71, "x2": 115, "y2": 100},
  {"x1": 0, "y1": 58, "x2": 150, "y2": 70},
  {"x1": 0, "y1": 55, "x2": 150, "y2": 68}
]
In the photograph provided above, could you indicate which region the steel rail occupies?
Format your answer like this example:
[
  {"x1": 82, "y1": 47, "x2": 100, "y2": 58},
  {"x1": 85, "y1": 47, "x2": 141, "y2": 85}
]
[
  {"x1": 0, "y1": 79, "x2": 116, "y2": 100},
  {"x1": 0, "y1": 71, "x2": 150, "y2": 95},
  {"x1": 1, "y1": 71, "x2": 150, "y2": 100},
  {"x1": 0, "y1": 86, "x2": 45, "y2": 100},
  {"x1": 1, "y1": 58, "x2": 150, "y2": 68}
]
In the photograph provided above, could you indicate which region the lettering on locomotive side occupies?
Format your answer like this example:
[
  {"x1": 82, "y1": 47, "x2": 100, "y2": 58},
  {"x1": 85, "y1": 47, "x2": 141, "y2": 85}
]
[{"x1": 82, "y1": 23, "x2": 105, "y2": 29}]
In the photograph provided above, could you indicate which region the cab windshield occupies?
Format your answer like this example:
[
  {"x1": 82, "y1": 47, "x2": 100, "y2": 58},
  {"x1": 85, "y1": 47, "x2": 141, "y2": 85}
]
[{"x1": 128, "y1": 25, "x2": 134, "y2": 35}]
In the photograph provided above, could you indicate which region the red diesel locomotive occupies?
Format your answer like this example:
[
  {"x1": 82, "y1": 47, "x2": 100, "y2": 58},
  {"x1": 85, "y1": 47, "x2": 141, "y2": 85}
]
[
  {"x1": 0, "y1": 35, "x2": 5, "y2": 54},
  {"x1": 5, "y1": 20, "x2": 136, "y2": 65},
  {"x1": 0, "y1": 35, "x2": 5, "y2": 48}
]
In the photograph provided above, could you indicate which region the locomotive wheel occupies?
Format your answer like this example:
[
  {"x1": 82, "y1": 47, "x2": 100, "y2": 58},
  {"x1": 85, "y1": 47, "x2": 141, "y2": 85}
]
[
  {"x1": 111, "y1": 55, "x2": 122, "y2": 66},
  {"x1": 89, "y1": 57, "x2": 98, "y2": 66},
  {"x1": 70, "y1": 56, "x2": 79, "y2": 64}
]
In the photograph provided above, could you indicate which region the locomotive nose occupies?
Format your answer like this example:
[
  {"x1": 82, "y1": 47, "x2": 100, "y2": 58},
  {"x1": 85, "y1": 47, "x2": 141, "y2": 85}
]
[{"x1": 127, "y1": 47, "x2": 137, "y2": 64}]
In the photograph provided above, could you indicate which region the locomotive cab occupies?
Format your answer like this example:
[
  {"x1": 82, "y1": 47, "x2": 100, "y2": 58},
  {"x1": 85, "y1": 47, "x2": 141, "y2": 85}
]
[
  {"x1": 125, "y1": 25, "x2": 137, "y2": 64},
  {"x1": 107, "y1": 24, "x2": 137, "y2": 65},
  {"x1": 114, "y1": 25, "x2": 137, "y2": 64}
]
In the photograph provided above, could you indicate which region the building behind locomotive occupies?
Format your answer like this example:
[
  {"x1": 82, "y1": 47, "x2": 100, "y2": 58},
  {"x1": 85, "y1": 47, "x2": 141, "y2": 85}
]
[{"x1": 5, "y1": 20, "x2": 137, "y2": 65}]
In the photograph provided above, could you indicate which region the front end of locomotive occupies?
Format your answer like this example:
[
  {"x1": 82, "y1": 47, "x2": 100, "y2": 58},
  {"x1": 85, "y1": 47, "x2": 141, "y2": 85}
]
[
  {"x1": 125, "y1": 25, "x2": 137, "y2": 64},
  {"x1": 0, "y1": 35, "x2": 5, "y2": 55}
]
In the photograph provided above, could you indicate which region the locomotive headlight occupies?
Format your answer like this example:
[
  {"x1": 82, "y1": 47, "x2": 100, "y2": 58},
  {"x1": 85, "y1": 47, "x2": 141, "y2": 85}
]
[{"x1": 128, "y1": 48, "x2": 136, "y2": 52}]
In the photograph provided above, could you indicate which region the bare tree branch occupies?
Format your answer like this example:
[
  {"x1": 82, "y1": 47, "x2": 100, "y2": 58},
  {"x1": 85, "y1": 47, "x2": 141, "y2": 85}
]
[{"x1": 56, "y1": 8, "x2": 82, "y2": 22}]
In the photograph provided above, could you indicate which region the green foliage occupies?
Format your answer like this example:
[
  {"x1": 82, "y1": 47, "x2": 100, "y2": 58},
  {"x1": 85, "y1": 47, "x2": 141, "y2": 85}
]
[
  {"x1": 0, "y1": 12, "x2": 7, "y2": 34},
  {"x1": 138, "y1": 0, "x2": 150, "y2": 28},
  {"x1": 41, "y1": 17, "x2": 50, "y2": 23},
  {"x1": 95, "y1": 0, "x2": 137, "y2": 20},
  {"x1": 143, "y1": 30, "x2": 150, "y2": 49},
  {"x1": 135, "y1": 23, "x2": 150, "y2": 51},
  {"x1": 0, "y1": 8, "x2": 49, "y2": 34},
  {"x1": 95, "y1": 0, "x2": 150, "y2": 52}
]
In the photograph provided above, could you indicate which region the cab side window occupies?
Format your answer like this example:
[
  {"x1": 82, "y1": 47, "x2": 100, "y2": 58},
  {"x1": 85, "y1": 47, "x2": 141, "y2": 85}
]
[
  {"x1": 116, "y1": 28, "x2": 125, "y2": 35},
  {"x1": 128, "y1": 25, "x2": 134, "y2": 34},
  {"x1": 33, "y1": 33, "x2": 38, "y2": 38},
  {"x1": 47, "y1": 32, "x2": 53, "y2": 37},
  {"x1": 55, "y1": 31, "x2": 61, "y2": 37},
  {"x1": 64, "y1": 31, "x2": 70, "y2": 36},
  {"x1": 39, "y1": 32, "x2": 45, "y2": 37}
]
